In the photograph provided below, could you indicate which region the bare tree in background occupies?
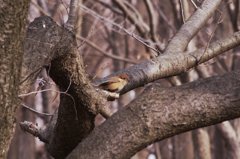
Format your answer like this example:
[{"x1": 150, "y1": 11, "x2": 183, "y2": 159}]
[{"x1": 0, "y1": 0, "x2": 239, "y2": 159}]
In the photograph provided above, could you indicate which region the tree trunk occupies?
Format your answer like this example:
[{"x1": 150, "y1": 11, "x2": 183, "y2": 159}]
[{"x1": 0, "y1": 1, "x2": 29, "y2": 158}]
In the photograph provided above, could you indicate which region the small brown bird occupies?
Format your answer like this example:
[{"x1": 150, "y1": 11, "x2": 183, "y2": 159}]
[{"x1": 98, "y1": 74, "x2": 129, "y2": 93}]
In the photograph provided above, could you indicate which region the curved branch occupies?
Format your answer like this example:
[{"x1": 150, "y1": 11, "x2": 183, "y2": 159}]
[
  {"x1": 68, "y1": 70, "x2": 240, "y2": 159},
  {"x1": 93, "y1": 0, "x2": 229, "y2": 95},
  {"x1": 20, "y1": 16, "x2": 108, "y2": 158},
  {"x1": 94, "y1": 31, "x2": 240, "y2": 95}
]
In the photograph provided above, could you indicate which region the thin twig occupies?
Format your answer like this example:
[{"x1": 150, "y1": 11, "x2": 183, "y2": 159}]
[
  {"x1": 144, "y1": 0, "x2": 157, "y2": 36},
  {"x1": 20, "y1": 67, "x2": 43, "y2": 85},
  {"x1": 226, "y1": 0, "x2": 239, "y2": 31},
  {"x1": 60, "y1": 0, "x2": 69, "y2": 15},
  {"x1": 78, "y1": 36, "x2": 137, "y2": 64},
  {"x1": 79, "y1": 4, "x2": 160, "y2": 53},
  {"x1": 19, "y1": 88, "x2": 60, "y2": 97},
  {"x1": 235, "y1": 0, "x2": 239, "y2": 31},
  {"x1": 112, "y1": 0, "x2": 149, "y2": 35},
  {"x1": 180, "y1": 0, "x2": 186, "y2": 23},
  {"x1": 155, "y1": 2, "x2": 176, "y2": 33},
  {"x1": 97, "y1": 0, "x2": 123, "y2": 15},
  {"x1": 143, "y1": 0, "x2": 162, "y2": 52},
  {"x1": 19, "y1": 74, "x2": 78, "y2": 118},
  {"x1": 190, "y1": 0, "x2": 199, "y2": 9},
  {"x1": 31, "y1": 0, "x2": 50, "y2": 16},
  {"x1": 19, "y1": 74, "x2": 72, "y2": 98},
  {"x1": 21, "y1": 103, "x2": 53, "y2": 116},
  {"x1": 198, "y1": 10, "x2": 223, "y2": 63}
]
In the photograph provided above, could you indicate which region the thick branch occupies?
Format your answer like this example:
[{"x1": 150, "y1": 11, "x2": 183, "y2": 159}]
[
  {"x1": 165, "y1": 0, "x2": 222, "y2": 52},
  {"x1": 93, "y1": 0, "x2": 232, "y2": 95},
  {"x1": 94, "y1": 31, "x2": 240, "y2": 94},
  {"x1": 68, "y1": 70, "x2": 240, "y2": 159},
  {"x1": 20, "y1": 16, "x2": 108, "y2": 158}
]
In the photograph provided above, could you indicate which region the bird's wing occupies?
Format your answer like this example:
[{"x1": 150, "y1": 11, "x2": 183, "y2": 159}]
[{"x1": 98, "y1": 77, "x2": 120, "y2": 86}]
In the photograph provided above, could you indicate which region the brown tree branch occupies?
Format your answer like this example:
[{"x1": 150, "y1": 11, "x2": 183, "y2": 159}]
[
  {"x1": 78, "y1": 36, "x2": 138, "y2": 64},
  {"x1": 93, "y1": 0, "x2": 228, "y2": 95},
  {"x1": 180, "y1": 0, "x2": 192, "y2": 23},
  {"x1": 165, "y1": 0, "x2": 222, "y2": 53},
  {"x1": 65, "y1": 0, "x2": 79, "y2": 30},
  {"x1": 94, "y1": 31, "x2": 240, "y2": 95},
  {"x1": 112, "y1": 0, "x2": 163, "y2": 52},
  {"x1": 79, "y1": 4, "x2": 160, "y2": 53},
  {"x1": 20, "y1": 16, "x2": 109, "y2": 158},
  {"x1": 143, "y1": 0, "x2": 159, "y2": 44},
  {"x1": 226, "y1": 0, "x2": 239, "y2": 32},
  {"x1": 216, "y1": 121, "x2": 240, "y2": 159},
  {"x1": 67, "y1": 70, "x2": 240, "y2": 159},
  {"x1": 97, "y1": 0, "x2": 123, "y2": 15},
  {"x1": 31, "y1": 0, "x2": 50, "y2": 16},
  {"x1": 19, "y1": 121, "x2": 49, "y2": 143},
  {"x1": 192, "y1": 129, "x2": 211, "y2": 159},
  {"x1": 19, "y1": 1, "x2": 238, "y2": 158},
  {"x1": 155, "y1": 2, "x2": 176, "y2": 33},
  {"x1": 112, "y1": 0, "x2": 150, "y2": 36}
]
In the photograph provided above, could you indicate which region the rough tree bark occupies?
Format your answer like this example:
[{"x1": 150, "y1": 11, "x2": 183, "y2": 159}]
[
  {"x1": 20, "y1": 16, "x2": 107, "y2": 159},
  {"x1": 17, "y1": 0, "x2": 240, "y2": 158},
  {"x1": 0, "y1": 1, "x2": 29, "y2": 158},
  {"x1": 67, "y1": 70, "x2": 240, "y2": 159}
]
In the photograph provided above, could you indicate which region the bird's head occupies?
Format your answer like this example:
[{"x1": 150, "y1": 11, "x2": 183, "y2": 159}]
[{"x1": 118, "y1": 73, "x2": 129, "y2": 81}]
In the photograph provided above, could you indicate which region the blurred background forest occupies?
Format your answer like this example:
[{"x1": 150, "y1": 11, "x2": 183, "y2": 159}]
[{"x1": 7, "y1": 0, "x2": 240, "y2": 159}]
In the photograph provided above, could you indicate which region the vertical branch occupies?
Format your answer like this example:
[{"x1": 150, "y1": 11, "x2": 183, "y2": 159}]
[
  {"x1": 179, "y1": 0, "x2": 186, "y2": 23},
  {"x1": 112, "y1": 0, "x2": 149, "y2": 37},
  {"x1": 180, "y1": 0, "x2": 191, "y2": 23},
  {"x1": 66, "y1": 0, "x2": 79, "y2": 31},
  {"x1": 143, "y1": 0, "x2": 158, "y2": 42},
  {"x1": 235, "y1": 0, "x2": 240, "y2": 30},
  {"x1": 75, "y1": 0, "x2": 83, "y2": 37},
  {"x1": 170, "y1": 0, "x2": 182, "y2": 29},
  {"x1": 192, "y1": 129, "x2": 211, "y2": 159},
  {"x1": 226, "y1": 0, "x2": 239, "y2": 31},
  {"x1": 216, "y1": 122, "x2": 240, "y2": 159}
]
